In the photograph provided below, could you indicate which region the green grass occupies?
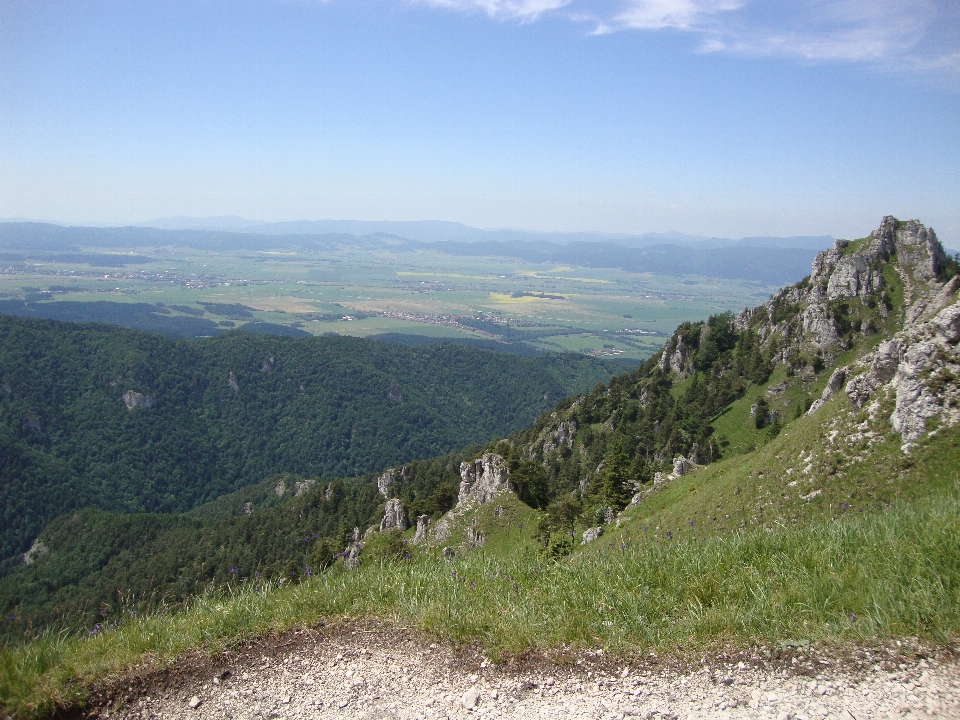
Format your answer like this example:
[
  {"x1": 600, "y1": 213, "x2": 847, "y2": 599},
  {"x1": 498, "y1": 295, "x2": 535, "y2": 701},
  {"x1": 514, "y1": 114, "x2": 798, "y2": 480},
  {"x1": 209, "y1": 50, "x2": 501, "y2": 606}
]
[{"x1": 4, "y1": 484, "x2": 959, "y2": 718}]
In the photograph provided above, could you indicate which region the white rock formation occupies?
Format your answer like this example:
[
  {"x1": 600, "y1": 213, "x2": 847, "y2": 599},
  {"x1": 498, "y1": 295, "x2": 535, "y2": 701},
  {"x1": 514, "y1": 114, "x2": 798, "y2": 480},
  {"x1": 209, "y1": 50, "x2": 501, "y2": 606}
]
[
  {"x1": 377, "y1": 469, "x2": 396, "y2": 499},
  {"x1": 122, "y1": 390, "x2": 155, "y2": 410},
  {"x1": 457, "y1": 453, "x2": 513, "y2": 507},
  {"x1": 379, "y1": 498, "x2": 407, "y2": 532},
  {"x1": 412, "y1": 515, "x2": 430, "y2": 544},
  {"x1": 581, "y1": 527, "x2": 603, "y2": 544},
  {"x1": 807, "y1": 366, "x2": 848, "y2": 415}
]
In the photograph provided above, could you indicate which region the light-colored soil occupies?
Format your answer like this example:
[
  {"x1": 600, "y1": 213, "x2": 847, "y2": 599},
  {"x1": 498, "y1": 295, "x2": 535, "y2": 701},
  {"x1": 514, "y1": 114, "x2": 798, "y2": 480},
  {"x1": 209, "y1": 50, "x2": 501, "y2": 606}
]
[{"x1": 99, "y1": 628, "x2": 959, "y2": 720}]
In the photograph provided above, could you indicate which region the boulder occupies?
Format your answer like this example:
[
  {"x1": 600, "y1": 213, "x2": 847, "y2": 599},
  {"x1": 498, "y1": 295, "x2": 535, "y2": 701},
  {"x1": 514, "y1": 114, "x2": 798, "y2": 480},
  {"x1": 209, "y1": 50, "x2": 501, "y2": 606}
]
[
  {"x1": 380, "y1": 498, "x2": 407, "y2": 532},
  {"x1": 581, "y1": 527, "x2": 604, "y2": 544},
  {"x1": 672, "y1": 456, "x2": 692, "y2": 477},
  {"x1": 457, "y1": 453, "x2": 513, "y2": 506}
]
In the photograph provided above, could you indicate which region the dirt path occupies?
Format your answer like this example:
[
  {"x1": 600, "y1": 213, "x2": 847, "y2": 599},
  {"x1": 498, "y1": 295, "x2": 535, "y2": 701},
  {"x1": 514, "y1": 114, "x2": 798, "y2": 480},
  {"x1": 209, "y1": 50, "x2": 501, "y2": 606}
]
[{"x1": 92, "y1": 627, "x2": 959, "y2": 720}]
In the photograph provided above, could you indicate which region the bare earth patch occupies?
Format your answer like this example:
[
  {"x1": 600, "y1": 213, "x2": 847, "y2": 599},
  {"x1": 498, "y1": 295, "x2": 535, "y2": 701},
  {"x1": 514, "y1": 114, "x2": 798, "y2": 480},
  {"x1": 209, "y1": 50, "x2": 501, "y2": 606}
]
[{"x1": 64, "y1": 624, "x2": 959, "y2": 720}]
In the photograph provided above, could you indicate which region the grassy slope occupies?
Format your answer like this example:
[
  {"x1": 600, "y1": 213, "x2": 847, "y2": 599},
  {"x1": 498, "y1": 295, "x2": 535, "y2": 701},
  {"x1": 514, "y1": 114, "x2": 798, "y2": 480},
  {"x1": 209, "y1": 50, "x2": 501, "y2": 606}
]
[{"x1": 3, "y1": 472, "x2": 958, "y2": 716}]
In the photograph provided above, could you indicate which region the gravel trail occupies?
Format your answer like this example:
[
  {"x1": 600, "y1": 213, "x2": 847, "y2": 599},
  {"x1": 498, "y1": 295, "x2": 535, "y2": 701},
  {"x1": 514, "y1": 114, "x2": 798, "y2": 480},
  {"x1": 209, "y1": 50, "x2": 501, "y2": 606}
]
[{"x1": 98, "y1": 627, "x2": 959, "y2": 720}]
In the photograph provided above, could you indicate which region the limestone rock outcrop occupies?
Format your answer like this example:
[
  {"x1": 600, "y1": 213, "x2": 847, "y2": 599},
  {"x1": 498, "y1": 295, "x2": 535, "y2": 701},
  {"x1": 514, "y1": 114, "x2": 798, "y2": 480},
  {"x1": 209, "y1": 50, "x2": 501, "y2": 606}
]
[
  {"x1": 807, "y1": 366, "x2": 848, "y2": 415},
  {"x1": 543, "y1": 420, "x2": 577, "y2": 454},
  {"x1": 658, "y1": 335, "x2": 693, "y2": 376},
  {"x1": 672, "y1": 456, "x2": 692, "y2": 478},
  {"x1": 377, "y1": 469, "x2": 396, "y2": 499},
  {"x1": 380, "y1": 498, "x2": 407, "y2": 532},
  {"x1": 122, "y1": 390, "x2": 155, "y2": 410},
  {"x1": 846, "y1": 340, "x2": 902, "y2": 408},
  {"x1": 412, "y1": 515, "x2": 430, "y2": 544},
  {"x1": 581, "y1": 527, "x2": 603, "y2": 544},
  {"x1": 457, "y1": 453, "x2": 513, "y2": 507}
]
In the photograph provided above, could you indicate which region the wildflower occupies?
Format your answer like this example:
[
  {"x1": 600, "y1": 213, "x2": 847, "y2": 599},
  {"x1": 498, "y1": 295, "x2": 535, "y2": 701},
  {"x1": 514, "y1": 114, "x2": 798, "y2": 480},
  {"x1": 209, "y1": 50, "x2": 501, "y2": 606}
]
[
  {"x1": 305, "y1": 566, "x2": 313, "y2": 577},
  {"x1": 841, "y1": 503, "x2": 849, "y2": 510},
  {"x1": 689, "y1": 521, "x2": 695, "y2": 526},
  {"x1": 666, "y1": 531, "x2": 673, "y2": 539},
  {"x1": 849, "y1": 612, "x2": 857, "y2": 622},
  {"x1": 470, "y1": 582, "x2": 476, "y2": 589},
  {"x1": 230, "y1": 567, "x2": 239, "y2": 574}
]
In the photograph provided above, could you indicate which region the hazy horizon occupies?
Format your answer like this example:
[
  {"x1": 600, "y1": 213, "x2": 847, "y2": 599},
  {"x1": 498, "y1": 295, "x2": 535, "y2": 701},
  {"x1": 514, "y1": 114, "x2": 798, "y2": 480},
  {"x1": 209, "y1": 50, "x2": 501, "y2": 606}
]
[{"x1": 2, "y1": 1, "x2": 958, "y2": 243}]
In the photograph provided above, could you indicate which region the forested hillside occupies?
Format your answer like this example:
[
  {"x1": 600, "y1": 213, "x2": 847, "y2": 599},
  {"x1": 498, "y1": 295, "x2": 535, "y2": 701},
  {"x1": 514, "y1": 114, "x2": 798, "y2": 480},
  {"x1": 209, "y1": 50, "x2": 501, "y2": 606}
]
[
  {"x1": 5, "y1": 216, "x2": 959, "y2": 645},
  {"x1": 0, "y1": 316, "x2": 615, "y2": 561}
]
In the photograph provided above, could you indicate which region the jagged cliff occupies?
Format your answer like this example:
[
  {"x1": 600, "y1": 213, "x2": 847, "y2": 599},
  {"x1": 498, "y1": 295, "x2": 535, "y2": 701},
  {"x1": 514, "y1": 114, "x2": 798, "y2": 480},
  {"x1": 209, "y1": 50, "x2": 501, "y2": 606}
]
[{"x1": 360, "y1": 216, "x2": 960, "y2": 558}]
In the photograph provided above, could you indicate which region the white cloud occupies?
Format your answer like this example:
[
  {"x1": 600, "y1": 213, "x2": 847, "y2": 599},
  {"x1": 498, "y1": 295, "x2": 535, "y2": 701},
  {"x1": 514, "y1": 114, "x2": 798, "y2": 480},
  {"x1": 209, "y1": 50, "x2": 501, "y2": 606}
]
[
  {"x1": 611, "y1": 0, "x2": 745, "y2": 32},
  {"x1": 404, "y1": 0, "x2": 959, "y2": 73},
  {"x1": 410, "y1": 0, "x2": 572, "y2": 22}
]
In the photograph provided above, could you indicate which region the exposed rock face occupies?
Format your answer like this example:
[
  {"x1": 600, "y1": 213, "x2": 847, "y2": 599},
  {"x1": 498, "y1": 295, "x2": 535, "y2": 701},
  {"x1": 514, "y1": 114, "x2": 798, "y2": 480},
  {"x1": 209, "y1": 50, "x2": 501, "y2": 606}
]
[
  {"x1": 807, "y1": 366, "x2": 848, "y2": 415},
  {"x1": 227, "y1": 372, "x2": 239, "y2": 392},
  {"x1": 658, "y1": 335, "x2": 692, "y2": 376},
  {"x1": 242, "y1": 502, "x2": 253, "y2": 515},
  {"x1": 122, "y1": 390, "x2": 155, "y2": 410},
  {"x1": 890, "y1": 341, "x2": 947, "y2": 445},
  {"x1": 274, "y1": 480, "x2": 287, "y2": 496},
  {"x1": 294, "y1": 480, "x2": 314, "y2": 497},
  {"x1": 433, "y1": 518, "x2": 450, "y2": 542},
  {"x1": 325, "y1": 483, "x2": 333, "y2": 501},
  {"x1": 344, "y1": 542, "x2": 361, "y2": 569},
  {"x1": 885, "y1": 217, "x2": 947, "y2": 283},
  {"x1": 466, "y1": 526, "x2": 484, "y2": 547},
  {"x1": 23, "y1": 539, "x2": 47, "y2": 564},
  {"x1": 457, "y1": 453, "x2": 513, "y2": 507},
  {"x1": 933, "y1": 303, "x2": 960, "y2": 343},
  {"x1": 846, "y1": 341, "x2": 903, "y2": 408},
  {"x1": 412, "y1": 515, "x2": 430, "y2": 544},
  {"x1": 672, "y1": 456, "x2": 692, "y2": 478},
  {"x1": 603, "y1": 506, "x2": 615, "y2": 525},
  {"x1": 581, "y1": 527, "x2": 603, "y2": 544},
  {"x1": 377, "y1": 469, "x2": 396, "y2": 499},
  {"x1": 543, "y1": 420, "x2": 577, "y2": 454},
  {"x1": 380, "y1": 498, "x2": 407, "y2": 532}
]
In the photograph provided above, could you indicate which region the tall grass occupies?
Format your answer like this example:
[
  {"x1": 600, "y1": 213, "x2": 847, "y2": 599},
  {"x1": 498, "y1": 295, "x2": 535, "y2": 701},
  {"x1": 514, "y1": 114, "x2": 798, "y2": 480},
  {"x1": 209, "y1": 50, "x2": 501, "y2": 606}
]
[{"x1": 3, "y1": 488, "x2": 959, "y2": 717}]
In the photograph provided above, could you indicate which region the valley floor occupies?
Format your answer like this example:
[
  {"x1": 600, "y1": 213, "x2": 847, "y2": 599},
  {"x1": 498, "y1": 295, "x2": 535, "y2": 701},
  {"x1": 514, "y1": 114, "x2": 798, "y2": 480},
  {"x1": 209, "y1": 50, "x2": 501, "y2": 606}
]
[{"x1": 79, "y1": 625, "x2": 958, "y2": 720}]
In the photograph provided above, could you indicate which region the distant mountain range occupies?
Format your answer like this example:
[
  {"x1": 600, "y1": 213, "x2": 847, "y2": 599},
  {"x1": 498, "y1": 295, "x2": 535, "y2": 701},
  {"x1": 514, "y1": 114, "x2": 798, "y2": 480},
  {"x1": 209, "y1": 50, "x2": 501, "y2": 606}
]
[
  {"x1": 137, "y1": 216, "x2": 835, "y2": 250},
  {"x1": 0, "y1": 221, "x2": 828, "y2": 285}
]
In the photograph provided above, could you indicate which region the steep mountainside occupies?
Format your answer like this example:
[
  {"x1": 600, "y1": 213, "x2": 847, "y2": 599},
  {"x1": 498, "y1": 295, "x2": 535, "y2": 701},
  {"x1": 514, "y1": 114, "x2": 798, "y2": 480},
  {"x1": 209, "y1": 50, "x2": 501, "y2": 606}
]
[
  {"x1": 4, "y1": 216, "x2": 958, "y2": 641},
  {"x1": 0, "y1": 321, "x2": 614, "y2": 561}
]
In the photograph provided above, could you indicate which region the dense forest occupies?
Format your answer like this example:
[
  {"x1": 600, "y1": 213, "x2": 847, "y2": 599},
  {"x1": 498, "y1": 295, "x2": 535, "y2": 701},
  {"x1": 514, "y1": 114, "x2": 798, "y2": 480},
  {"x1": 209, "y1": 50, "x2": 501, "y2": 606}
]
[
  {"x1": 2, "y1": 232, "x2": 911, "y2": 640},
  {"x1": 0, "y1": 307, "x2": 783, "y2": 638},
  {"x1": 0, "y1": 315, "x2": 616, "y2": 562}
]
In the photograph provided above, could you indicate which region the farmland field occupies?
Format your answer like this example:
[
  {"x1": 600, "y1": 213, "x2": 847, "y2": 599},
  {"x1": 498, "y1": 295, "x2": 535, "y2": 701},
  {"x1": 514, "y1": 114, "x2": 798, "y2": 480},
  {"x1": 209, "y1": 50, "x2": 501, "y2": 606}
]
[{"x1": 0, "y1": 242, "x2": 781, "y2": 360}]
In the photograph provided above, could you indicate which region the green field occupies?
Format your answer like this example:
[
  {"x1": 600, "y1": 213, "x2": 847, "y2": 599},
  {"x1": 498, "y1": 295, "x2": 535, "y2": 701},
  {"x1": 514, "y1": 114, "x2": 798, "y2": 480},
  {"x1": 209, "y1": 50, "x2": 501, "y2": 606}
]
[{"x1": 0, "y1": 243, "x2": 780, "y2": 359}]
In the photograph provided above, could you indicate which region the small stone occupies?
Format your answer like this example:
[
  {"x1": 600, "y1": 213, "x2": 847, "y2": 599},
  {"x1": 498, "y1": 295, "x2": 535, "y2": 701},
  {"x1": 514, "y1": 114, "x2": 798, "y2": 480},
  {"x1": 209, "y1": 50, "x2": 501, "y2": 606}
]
[
  {"x1": 188, "y1": 696, "x2": 201, "y2": 709},
  {"x1": 462, "y1": 687, "x2": 480, "y2": 708}
]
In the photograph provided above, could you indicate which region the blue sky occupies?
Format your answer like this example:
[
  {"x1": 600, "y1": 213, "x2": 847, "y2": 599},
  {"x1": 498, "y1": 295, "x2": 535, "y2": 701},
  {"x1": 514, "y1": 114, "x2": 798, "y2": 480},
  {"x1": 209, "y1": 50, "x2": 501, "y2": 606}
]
[{"x1": 1, "y1": 0, "x2": 958, "y2": 242}]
